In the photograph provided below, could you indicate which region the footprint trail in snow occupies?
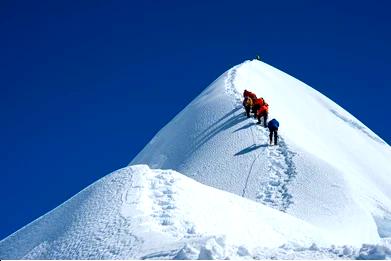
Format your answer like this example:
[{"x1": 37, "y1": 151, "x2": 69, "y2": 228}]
[
  {"x1": 225, "y1": 66, "x2": 297, "y2": 212},
  {"x1": 255, "y1": 125, "x2": 297, "y2": 212}
]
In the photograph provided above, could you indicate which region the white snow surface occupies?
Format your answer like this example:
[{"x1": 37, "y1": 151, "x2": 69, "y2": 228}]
[
  {"x1": 2, "y1": 165, "x2": 390, "y2": 259},
  {"x1": 132, "y1": 60, "x2": 391, "y2": 245},
  {"x1": 1, "y1": 60, "x2": 391, "y2": 259}
]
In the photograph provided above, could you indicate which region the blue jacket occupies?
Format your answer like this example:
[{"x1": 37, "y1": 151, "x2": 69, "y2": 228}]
[{"x1": 268, "y1": 119, "x2": 279, "y2": 129}]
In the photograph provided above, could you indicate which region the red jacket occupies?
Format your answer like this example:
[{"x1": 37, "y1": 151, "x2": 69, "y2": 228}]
[
  {"x1": 249, "y1": 92, "x2": 257, "y2": 101},
  {"x1": 257, "y1": 103, "x2": 269, "y2": 115},
  {"x1": 254, "y1": 98, "x2": 265, "y2": 107}
]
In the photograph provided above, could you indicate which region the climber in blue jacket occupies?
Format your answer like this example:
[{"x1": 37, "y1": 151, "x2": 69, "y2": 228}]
[{"x1": 267, "y1": 119, "x2": 279, "y2": 145}]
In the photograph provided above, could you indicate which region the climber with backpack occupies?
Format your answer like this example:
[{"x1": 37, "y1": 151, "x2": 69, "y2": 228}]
[
  {"x1": 267, "y1": 119, "x2": 279, "y2": 145},
  {"x1": 242, "y1": 96, "x2": 253, "y2": 118},
  {"x1": 252, "y1": 97, "x2": 265, "y2": 118},
  {"x1": 256, "y1": 102, "x2": 269, "y2": 127}
]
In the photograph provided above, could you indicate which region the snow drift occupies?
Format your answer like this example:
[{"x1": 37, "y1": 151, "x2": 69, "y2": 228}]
[{"x1": 1, "y1": 60, "x2": 391, "y2": 259}]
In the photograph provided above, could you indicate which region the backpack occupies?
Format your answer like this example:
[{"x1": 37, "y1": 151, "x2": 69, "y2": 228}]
[
  {"x1": 243, "y1": 97, "x2": 253, "y2": 107},
  {"x1": 246, "y1": 97, "x2": 253, "y2": 107},
  {"x1": 268, "y1": 119, "x2": 279, "y2": 129},
  {"x1": 242, "y1": 97, "x2": 248, "y2": 106}
]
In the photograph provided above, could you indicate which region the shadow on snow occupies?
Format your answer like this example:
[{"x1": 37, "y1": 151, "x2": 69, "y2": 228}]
[{"x1": 234, "y1": 144, "x2": 268, "y2": 156}]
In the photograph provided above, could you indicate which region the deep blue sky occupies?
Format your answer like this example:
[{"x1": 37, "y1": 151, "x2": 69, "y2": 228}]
[{"x1": 1, "y1": 0, "x2": 390, "y2": 240}]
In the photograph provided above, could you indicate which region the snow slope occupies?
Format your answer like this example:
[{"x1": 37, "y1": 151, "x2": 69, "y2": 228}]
[
  {"x1": 0, "y1": 165, "x2": 342, "y2": 259},
  {"x1": 1, "y1": 60, "x2": 391, "y2": 259},
  {"x1": 131, "y1": 60, "x2": 391, "y2": 246}
]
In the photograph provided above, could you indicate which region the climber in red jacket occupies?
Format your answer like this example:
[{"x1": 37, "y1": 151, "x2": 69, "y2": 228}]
[
  {"x1": 257, "y1": 103, "x2": 269, "y2": 127},
  {"x1": 252, "y1": 97, "x2": 265, "y2": 118}
]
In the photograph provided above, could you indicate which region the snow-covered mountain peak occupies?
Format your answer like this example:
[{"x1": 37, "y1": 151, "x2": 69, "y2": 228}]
[
  {"x1": 131, "y1": 59, "x2": 391, "y2": 244},
  {"x1": 1, "y1": 60, "x2": 391, "y2": 259}
]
